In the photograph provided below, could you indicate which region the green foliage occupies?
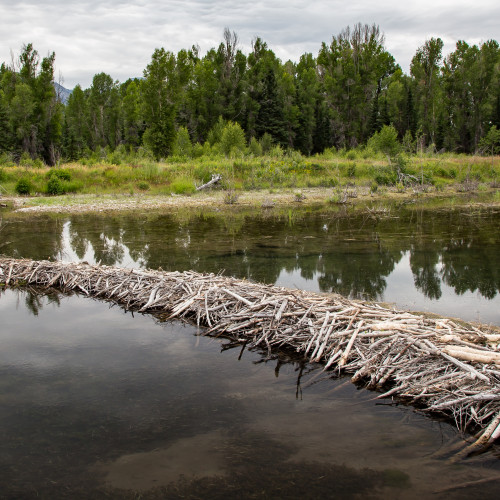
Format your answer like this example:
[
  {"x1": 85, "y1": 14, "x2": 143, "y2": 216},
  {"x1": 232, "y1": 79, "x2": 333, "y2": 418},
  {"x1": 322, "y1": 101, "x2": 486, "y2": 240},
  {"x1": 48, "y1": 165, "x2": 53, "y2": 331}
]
[
  {"x1": 15, "y1": 178, "x2": 32, "y2": 195},
  {"x1": 142, "y1": 48, "x2": 178, "y2": 158},
  {"x1": 173, "y1": 127, "x2": 193, "y2": 157},
  {"x1": 374, "y1": 166, "x2": 397, "y2": 186},
  {"x1": 2, "y1": 32, "x2": 500, "y2": 166},
  {"x1": 170, "y1": 177, "x2": 195, "y2": 194},
  {"x1": 220, "y1": 121, "x2": 246, "y2": 156},
  {"x1": 47, "y1": 168, "x2": 71, "y2": 181},
  {"x1": 368, "y1": 125, "x2": 401, "y2": 160},
  {"x1": 137, "y1": 181, "x2": 150, "y2": 191},
  {"x1": 46, "y1": 176, "x2": 64, "y2": 195},
  {"x1": 346, "y1": 163, "x2": 356, "y2": 178},
  {"x1": 402, "y1": 130, "x2": 415, "y2": 153},
  {"x1": 259, "y1": 133, "x2": 273, "y2": 154},
  {"x1": 479, "y1": 126, "x2": 500, "y2": 155},
  {"x1": 248, "y1": 137, "x2": 263, "y2": 156},
  {"x1": 192, "y1": 142, "x2": 204, "y2": 158}
]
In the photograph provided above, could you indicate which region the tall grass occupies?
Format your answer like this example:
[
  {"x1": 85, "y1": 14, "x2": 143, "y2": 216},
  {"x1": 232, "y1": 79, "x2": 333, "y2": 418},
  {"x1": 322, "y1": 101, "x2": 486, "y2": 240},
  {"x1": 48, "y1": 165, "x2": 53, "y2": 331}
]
[{"x1": 0, "y1": 150, "x2": 498, "y2": 197}]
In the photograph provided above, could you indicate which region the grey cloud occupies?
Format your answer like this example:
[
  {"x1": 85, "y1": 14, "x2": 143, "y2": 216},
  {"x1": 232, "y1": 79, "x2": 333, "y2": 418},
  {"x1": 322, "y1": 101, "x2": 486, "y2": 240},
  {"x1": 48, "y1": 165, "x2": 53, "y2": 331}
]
[{"x1": 1, "y1": 0, "x2": 498, "y2": 88}]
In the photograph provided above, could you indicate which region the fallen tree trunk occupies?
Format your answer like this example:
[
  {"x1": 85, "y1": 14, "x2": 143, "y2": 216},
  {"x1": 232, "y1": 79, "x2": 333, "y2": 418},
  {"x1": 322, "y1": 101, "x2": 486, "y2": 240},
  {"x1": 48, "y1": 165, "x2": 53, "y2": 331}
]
[
  {"x1": 1, "y1": 257, "x2": 499, "y2": 457},
  {"x1": 196, "y1": 174, "x2": 222, "y2": 191}
]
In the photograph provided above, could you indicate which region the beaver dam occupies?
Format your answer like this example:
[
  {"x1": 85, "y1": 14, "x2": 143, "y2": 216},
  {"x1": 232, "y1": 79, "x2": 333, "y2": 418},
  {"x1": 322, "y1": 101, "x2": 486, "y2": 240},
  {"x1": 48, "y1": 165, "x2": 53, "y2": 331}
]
[{"x1": 1, "y1": 256, "x2": 500, "y2": 459}]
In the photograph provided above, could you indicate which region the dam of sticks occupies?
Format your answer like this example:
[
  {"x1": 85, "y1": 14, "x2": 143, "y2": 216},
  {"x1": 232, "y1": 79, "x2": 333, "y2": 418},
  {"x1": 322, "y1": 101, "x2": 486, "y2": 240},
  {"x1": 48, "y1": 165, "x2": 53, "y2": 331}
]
[{"x1": 1, "y1": 257, "x2": 500, "y2": 458}]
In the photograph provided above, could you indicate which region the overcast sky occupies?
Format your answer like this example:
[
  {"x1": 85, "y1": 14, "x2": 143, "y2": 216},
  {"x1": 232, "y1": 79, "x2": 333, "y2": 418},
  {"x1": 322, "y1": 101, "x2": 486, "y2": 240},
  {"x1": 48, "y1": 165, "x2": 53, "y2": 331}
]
[{"x1": 1, "y1": 0, "x2": 499, "y2": 89}]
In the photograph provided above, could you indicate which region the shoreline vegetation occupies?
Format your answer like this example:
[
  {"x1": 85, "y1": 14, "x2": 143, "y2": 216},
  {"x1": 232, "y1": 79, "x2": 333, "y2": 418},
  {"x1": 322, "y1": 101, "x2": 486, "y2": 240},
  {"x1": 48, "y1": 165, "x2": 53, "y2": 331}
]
[{"x1": 1, "y1": 152, "x2": 499, "y2": 214}]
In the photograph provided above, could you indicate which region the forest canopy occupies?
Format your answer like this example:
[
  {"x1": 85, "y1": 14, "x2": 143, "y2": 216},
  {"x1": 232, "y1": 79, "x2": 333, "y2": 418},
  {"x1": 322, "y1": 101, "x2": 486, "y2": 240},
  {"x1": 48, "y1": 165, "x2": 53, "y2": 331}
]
[{"x1": 1, "y1": 24, "x2": 500, "y2": 165}]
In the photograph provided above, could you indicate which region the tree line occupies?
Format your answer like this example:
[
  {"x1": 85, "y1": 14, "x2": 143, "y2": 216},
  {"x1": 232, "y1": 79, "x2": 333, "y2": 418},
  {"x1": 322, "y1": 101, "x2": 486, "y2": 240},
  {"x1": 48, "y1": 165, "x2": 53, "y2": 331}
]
[{"x1": 1, "y1": 24, "x2": 500, "y2": 165}]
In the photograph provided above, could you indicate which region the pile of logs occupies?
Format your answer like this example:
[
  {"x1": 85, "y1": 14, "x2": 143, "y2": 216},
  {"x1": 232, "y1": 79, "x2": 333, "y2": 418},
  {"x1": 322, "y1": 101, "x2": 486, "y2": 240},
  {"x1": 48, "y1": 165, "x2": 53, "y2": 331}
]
[{"x1": 1, "y1": 257, "x2": 499, "y2": 458}]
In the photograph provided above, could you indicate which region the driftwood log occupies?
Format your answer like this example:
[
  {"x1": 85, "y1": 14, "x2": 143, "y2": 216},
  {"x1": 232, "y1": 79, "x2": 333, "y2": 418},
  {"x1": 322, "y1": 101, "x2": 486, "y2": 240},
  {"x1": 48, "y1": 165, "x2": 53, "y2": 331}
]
[
  {"x1": 1, "y1": 257, "x2": 499, "y2": 457},
  {"x1": 196, "y1": 174, "x2": 222, "y2": 191}
]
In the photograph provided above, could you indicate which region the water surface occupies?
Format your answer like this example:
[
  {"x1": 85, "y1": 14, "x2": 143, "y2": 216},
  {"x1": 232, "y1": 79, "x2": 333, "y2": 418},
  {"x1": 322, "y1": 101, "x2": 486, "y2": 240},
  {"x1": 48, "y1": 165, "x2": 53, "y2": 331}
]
[
  {"x1": 2, "y1": 203, "x2": 499, "y2": 324},
  {"x1": 2, "y1": 288, "x2": 500, "y2": 499}
]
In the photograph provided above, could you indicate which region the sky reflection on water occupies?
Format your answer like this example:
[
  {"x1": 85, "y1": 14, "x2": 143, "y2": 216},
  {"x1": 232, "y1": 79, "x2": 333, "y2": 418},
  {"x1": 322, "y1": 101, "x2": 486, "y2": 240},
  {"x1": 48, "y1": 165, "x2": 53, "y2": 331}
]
[{"x1": 2, "y1": 205, "x2": 499, "y2": 324}]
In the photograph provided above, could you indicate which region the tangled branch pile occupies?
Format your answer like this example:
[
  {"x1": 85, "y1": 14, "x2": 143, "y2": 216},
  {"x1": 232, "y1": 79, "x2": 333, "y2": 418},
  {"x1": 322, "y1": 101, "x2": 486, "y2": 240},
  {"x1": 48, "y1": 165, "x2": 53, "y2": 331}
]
[{"x1": 1, "y1": 257, "x2": 500, "y2": 457}]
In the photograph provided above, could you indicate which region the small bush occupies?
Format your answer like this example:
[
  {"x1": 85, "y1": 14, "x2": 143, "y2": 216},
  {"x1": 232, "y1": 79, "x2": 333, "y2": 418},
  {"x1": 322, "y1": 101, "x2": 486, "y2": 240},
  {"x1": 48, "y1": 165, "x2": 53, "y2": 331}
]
[
  {"x1": 269, "y1": 145, "x2": 284, "y2": 158},
  {"x1": 19, "y1": 152, "x2": 35, "y2": 167},
  {"x1": 220, "y1": 122, "x2": 246, "y2": 156},
  {"x1": 248, "y1": 137, "x2": 263, "y2": 156},
  {"x1": 375, "y1": 172, "x2": 396, "y2": 186},
  {"x1": 138, "y1": 181, "x2": 150, "y2": 191},
  {"x1": 0, "y1": 153, "x2": 15, "y2": 167},
  {"x1": 192, "y1": 142, "x2": 204, "y2": 158},
  {"x1": 173, "y1": 127, "x2": 193, "y2": 157},
  {"x1": 15, "y1": 178, "x2": 32, "y2": 195},
  {"x1": 223, "y1": 190, "x2": 239, "y2": 204},
  {"x1": 260, "y1": 133, "x2": 273, "y2": 154},
  {"x1": 170, "y1": 178, "x2": 195, "y2": 195},
  {"x1": 47, "y1": 168, "x2": 72, "y2": 181},
  {"x1": 47, "y1": 176, "x2": 64, "y2": 195}
]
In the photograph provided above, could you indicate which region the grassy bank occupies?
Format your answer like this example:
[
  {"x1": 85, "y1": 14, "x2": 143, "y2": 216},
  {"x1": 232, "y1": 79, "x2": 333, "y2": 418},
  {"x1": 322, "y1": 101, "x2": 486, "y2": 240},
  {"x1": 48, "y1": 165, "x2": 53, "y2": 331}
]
[{"x1": 0, "y1": 150, "x2": 499, "y2": 200}]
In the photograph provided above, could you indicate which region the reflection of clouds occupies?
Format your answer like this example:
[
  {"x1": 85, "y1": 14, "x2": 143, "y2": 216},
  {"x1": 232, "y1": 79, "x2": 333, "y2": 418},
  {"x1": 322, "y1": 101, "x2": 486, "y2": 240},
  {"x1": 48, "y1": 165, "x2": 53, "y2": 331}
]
[
  {"x1": 3, "y1": 209, "x2": 500, "y2": 323},
  {"x1": 1, "y1": 1, "x2": 499, "y2": 87}
]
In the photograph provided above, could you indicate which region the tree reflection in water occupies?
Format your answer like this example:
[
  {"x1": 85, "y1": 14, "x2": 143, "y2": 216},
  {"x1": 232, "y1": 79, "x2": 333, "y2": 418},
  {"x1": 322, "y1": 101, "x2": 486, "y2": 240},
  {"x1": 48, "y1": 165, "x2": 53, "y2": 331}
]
[{"x1": 2, "y1": 206, "x2": 499, "y2": 307}]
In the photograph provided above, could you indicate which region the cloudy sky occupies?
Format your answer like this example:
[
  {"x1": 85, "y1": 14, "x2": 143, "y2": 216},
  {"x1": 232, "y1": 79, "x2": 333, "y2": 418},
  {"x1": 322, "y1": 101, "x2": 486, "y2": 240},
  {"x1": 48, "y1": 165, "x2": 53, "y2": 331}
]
[{"x1": 1, "y1": 0, "x2": 499, "y2": 89}]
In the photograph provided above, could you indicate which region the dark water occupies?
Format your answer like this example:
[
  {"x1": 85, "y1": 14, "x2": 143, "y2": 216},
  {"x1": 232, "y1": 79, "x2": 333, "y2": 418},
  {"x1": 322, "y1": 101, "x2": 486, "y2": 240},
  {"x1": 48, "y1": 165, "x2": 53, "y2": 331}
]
[
  {"x1": 1, "y1": 288, "x2": 500, "y2": 499},
  {"x1": 1, "y1": 203, "x2": 499, "y2": 324}
]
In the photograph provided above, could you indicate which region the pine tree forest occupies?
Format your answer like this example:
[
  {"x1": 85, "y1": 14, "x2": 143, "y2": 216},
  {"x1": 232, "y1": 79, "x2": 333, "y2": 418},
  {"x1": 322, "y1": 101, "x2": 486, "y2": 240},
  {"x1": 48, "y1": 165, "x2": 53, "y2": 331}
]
[{"x1": 1, "y1": 25, "x2": 500, "y2": 165}]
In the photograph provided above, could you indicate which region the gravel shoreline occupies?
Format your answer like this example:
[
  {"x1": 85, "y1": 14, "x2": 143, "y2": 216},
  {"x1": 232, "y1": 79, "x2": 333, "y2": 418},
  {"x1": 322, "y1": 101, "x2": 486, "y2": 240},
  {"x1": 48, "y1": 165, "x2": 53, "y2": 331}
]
[{"x1": 2, "y1": 186, "x2": 498, "y2": 214}]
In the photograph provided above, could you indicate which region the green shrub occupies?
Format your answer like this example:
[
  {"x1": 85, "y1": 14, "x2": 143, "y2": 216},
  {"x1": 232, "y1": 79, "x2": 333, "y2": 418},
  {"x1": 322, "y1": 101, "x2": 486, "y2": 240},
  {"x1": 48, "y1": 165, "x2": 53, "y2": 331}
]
[
  {"x1": 170, "y1": 178, "x2": 195, "y2": 194},
  {"x1": 347, "y1": 163, "x2": 356, "y2": 178},
  {"x1": 15, "y1": 178, "x2": 32, "y2": 195},
  {"x1": 0, "y1": 153, "x2": 15, "y2": 167},
  {"x1": 368, "y1": 125, "x2": 401, "y2": 159},
  {"x1": 192, "y1": 142, "x2": 204, "y2": 158},
  {"x1": 193, "y1": 163, "x2": 214, "y2": 183},
  {"x1": 220, "y1": 121, "x2": 246, "y2": 156},
  {"x1": 63, "y1": 180, "x2": 82, "y2": 193},
  {"x1": 46, "y1": 176, "x2": 64, "y2": 195},
  {"x1": 47, "y1": 168, "x2": 72, "y2": 181},
  {"x1": 19, "y1": 152, "x2": 36, "y2": 167},
  {"x1": 434, "y1": 180, "x2": 446, "y2": 191},
  {"x1": 375, "y1": 172, "x2": 396, "y2": 186},
  {"x1": 269, "y1": 145, "x2": 284, "y2": 158},
  {"x1": 138, "y1": 181, "x2": 150, "y2": 191},
  {"x1": 248, "y1": 137, "x2": 263, "y2": 156},
  {"x1": 260, "y1": 133, "x2": 273, "y2": 154},
  {"x1": 173, "y1": 126, "x2": 193, "y2": 157}
]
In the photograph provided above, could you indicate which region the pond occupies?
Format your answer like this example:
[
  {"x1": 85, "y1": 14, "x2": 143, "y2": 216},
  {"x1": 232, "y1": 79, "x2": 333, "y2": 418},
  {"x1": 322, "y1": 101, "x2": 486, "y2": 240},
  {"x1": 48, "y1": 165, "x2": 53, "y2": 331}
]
[
  {"x1": 1, "y1": 287, "x2": 500, "y2": 499},
  {"x1": 1, "y1": 201, "x2": 500, "y2": 498},
  {"x1": 1, "y1": 202, "x2": 499, "y2": 324}
]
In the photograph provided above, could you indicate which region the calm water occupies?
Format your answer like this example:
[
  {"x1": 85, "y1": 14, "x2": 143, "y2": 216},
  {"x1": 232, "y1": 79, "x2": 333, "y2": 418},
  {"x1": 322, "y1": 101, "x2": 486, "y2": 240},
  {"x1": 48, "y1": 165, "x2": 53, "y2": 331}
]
[
  {"x1": 1, "y1": 288, "x2": 500, "y2": 499},
  {"x1": 1, "y1": 203, "x2": 499, "y2": 324},
  {"x1": 1, "y1": 202, "x2": 500, "y2": 497}
]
